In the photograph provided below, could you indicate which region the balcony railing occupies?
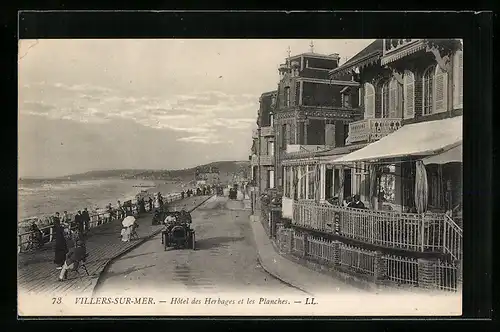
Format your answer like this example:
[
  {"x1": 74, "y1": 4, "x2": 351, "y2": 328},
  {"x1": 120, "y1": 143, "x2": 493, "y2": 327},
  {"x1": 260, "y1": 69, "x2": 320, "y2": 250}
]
[
  {"x1": 346, "y1": 118, "x2": 401, "y2": 145},
  {"x1": 251, "y1": 154, "x2": 274, "y2": 166},
  {"x1": 286, "y1": 144, "x2": 329, "y2": 154},
  {"x1": 260, "y1": 126, "x2": 275, "y2": 136},
  {"x1": 292, "y1": 200, "x2": 462, "y2": 258},
  {"x1": 252, "y1": 127, "x2": 275, "y2": 138}
]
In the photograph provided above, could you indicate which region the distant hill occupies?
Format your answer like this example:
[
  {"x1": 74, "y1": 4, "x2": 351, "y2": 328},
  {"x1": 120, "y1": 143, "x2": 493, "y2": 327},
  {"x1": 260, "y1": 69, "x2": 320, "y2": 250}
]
[{"x1": 19, "y1": 161, "x2": 250, "y2": 184}]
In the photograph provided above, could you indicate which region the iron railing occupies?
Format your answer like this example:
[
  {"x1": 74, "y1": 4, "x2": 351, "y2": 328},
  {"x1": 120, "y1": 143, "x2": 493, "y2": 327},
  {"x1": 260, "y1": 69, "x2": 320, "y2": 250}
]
[
  {"x1": 292, "y1": 200, "x2": 461, "y2": 255},
  {"x1": 17, "y1": 192, "x2": 183, "y2": 253}
]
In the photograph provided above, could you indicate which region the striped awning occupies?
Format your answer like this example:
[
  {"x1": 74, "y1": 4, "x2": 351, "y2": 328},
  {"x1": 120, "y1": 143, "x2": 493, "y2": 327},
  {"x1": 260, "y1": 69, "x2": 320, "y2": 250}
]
[
  {"x1": 381, "y1": 41, "x2": 427, "y2": 65},
  {"x1": 330, "y1": 52, "x2": 381, "y2": 79}
]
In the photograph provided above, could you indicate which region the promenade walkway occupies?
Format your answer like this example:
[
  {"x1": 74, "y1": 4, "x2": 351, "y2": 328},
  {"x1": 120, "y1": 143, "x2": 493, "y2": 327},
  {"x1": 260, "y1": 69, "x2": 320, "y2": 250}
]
[{"x1": 18, "y1": 196, "x2": 211, "y2": 297}]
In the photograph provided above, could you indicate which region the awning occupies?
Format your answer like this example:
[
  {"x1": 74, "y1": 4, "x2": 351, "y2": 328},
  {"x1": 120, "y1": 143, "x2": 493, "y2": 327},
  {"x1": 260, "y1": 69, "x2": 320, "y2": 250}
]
[
  {"x1": 422, "y1": 144, "x2": 462, "y2": 165},
  {"x1": 331, "y1": 116, "x2": 462, "y2": 164}
]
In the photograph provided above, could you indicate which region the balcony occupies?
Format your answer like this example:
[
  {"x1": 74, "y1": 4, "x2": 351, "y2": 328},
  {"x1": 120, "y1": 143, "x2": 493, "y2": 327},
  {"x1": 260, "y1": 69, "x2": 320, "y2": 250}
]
[
  {"x1": 251, "y1": 154, "x2": 274, "y2": 166},
  {"x1": 252, "y1": 126, "x2": 275, "y2": 138},
  {"x1": 260, "y1": 126, "x2": 275, "y2": 137},
  {"x1": 346, "y1": 118, "x2": 401, "y2": 145},
  {"x1": 286, "y1": 144, "x2": 329, "y2": 154}
]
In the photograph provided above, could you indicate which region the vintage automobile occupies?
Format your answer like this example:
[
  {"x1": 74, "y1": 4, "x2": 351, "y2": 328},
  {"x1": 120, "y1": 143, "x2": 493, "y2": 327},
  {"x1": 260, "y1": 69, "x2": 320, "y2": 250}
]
[{"x1": 161, "y1": 212, "x2": 195, "y2": 250}]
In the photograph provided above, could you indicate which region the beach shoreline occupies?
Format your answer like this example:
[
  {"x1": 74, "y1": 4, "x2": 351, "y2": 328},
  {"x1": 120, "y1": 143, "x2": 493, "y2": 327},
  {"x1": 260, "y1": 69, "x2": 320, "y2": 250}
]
[{"x1": 17, "y1": 178, "x2": 189, "y2": 229}]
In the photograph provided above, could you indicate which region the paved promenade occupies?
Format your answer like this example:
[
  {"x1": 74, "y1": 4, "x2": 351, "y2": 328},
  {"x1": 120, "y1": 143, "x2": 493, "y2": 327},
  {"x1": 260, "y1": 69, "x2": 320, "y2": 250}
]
[
  {"x1": 94, "y1": 196, "x2": 305, "y2": 296},
  {"x1": 18, "y1": 196, "x2": 211, "y2": 297}
]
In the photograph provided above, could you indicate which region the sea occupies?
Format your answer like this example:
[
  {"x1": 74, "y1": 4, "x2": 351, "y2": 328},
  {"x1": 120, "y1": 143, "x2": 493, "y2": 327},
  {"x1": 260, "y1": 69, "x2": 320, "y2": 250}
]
[{"x1": 18, "y1": 178, "x2": 185, "y2": 223}]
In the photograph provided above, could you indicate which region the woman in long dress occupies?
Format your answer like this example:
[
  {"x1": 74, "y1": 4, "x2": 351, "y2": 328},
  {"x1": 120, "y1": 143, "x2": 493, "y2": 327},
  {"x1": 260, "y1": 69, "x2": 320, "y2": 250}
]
[{"x1": 53, "y1": 218, "x2": 68, "y2": 269}]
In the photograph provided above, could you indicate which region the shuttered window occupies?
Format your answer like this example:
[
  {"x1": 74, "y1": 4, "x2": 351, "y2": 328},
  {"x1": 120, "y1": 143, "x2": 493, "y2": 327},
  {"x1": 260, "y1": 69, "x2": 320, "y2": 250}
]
[
  {"x1": 364, "y1": 83, "x2": 375, "y2": 118},
  {"x1": 389, "y1": 78, "x2": 398, "y2": 118},
  {"x1": 423, "y1": 66, "x2": 435, "y2": 115},
  {"x1": 403, "y1": 70, "x2": 415, "y2": 119},
  {"x1": 434, "y1": 66, "x2": 448, "y2": 113},
  {"x1": 381, "y1": 82, "x2": 390, "y2": 118},
  {"x1": 453, "y1": 51, "x2": 463, "y2": 108}
]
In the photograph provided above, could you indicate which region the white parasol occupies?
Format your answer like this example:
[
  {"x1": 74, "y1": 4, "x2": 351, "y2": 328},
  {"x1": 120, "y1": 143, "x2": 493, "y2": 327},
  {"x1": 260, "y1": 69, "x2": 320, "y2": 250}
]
[{"x1": 122, "y1": 216, "x2": 136, "y2": 228}]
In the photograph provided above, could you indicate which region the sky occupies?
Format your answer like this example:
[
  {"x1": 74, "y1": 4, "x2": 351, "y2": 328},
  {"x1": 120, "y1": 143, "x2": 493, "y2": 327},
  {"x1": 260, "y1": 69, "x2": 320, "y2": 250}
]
[{"x1": 18, "y1": 39, "x2": 374, "y2": 178}]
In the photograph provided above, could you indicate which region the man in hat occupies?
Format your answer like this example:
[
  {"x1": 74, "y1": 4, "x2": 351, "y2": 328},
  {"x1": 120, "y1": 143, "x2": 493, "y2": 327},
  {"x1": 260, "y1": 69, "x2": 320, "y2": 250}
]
[{"x1": 58, "y1": 239, "x2": 87, "y2": 281}]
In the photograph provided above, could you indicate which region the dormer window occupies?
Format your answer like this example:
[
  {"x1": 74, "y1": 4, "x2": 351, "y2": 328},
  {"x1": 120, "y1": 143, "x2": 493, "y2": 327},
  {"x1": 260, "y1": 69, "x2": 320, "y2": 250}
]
[
  {"x1": 340, "y1": 86, "x2": 352, "y2": 108},
  {"x1": 284, "y1": 87, "x2": 291, "y2": 107}
]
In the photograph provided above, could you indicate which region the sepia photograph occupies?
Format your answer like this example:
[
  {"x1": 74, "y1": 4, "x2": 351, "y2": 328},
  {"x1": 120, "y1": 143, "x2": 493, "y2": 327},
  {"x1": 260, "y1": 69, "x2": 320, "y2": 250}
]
[{"x1": 18, "y1": 38, "x2": 463, "y2": 316}]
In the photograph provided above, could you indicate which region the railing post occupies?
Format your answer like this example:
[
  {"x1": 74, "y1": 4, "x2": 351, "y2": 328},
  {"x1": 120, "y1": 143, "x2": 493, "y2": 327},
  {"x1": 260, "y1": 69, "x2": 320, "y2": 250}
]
[
  {"x1": 417, "y1": 257, "x2": 439, "y2": 289},
  {"x1": 373, "y1": 251, "x2": 386, "y2": 283},
  {"x1": 442, "y1": 216, "x2": 447, "y2": 254},
  {"x1": 287, "y1": 229, "x2": 294, "y2": 253},
  {"x1": 332, "y1": 241, "x2": 340, "y2": 266},
  {"x1": 303, "y1": 233, "x2": 308, "y2": 258},
  {"x1": 420, "y1": 216, "x2": 425, "y2": 252}
]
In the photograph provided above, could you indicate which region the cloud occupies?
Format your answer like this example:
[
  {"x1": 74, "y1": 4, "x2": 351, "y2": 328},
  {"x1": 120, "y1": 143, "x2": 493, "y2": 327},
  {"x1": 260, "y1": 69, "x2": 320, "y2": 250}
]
[{"x1": 19, "y1": 81, "x2": 259, "y2": 144}]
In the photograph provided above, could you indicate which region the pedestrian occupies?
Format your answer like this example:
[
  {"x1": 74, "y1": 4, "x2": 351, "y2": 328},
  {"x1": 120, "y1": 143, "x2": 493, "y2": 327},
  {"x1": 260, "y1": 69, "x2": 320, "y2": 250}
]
[
  {"x1": 53, "y1": 217, "x2": 68, "y2": 269},
  {"x1": 117, "y1": 200, "x2": 124, "y2": 219},
  {"x1": 82, "y1": 208, "x2": 91, "y2": 233},
  {"x1": 74, "y1": 211, "x2": 84, "y2": 234},
  {"x1": 58, "y1": 238, "x2": 86, "y2": 281},
  {"x1": 148, "y1": 197, "x2": 153, "y2": 211}
]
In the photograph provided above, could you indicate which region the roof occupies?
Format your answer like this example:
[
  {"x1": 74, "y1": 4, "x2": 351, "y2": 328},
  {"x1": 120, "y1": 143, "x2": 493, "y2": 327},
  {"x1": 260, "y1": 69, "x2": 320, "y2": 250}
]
[
  {"x1": 289, "y1": 52, "x2": 340, "y2": 61},
  {"x1": 261, "y1": 90, "x2": 277, "y2": 97},
  {"x1": 329, "y1": 40, "x2": 383, "y2": 78},
  {"x1": 331, "y1": 116, "x2": 463, "y2": 164}
]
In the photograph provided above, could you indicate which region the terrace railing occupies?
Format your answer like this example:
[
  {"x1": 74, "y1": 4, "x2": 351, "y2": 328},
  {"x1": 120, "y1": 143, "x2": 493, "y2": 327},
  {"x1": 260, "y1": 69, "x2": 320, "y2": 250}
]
[{"x1": 292, "y1": 200, "x2": 462, "y2": 256}]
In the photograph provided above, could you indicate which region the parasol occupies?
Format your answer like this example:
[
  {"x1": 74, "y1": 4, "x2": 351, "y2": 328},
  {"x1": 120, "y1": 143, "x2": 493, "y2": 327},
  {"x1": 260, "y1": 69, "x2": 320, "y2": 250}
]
[{"x1": 122, "y1": 216, "x2": 136, "y2": 228}]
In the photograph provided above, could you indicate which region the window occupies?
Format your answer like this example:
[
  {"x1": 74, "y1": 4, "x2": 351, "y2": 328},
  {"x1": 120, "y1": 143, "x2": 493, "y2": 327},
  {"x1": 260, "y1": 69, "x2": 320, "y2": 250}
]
[
  {"x1": 423, "y1": 66, "x2": 435, "y2": 115},
  {"x1": 268, "y1": 140, "x2": 274, "y2": 156},
  {"x1": 353, "y1": 162, "x2": 370, "y2": 202},
  {"x1": 281, "y1": 124, "x2": 287, "y2": 148},
  {"x1": 381, "y1": 81, "x2": 390, "y2": 118},
  {"x1": 342, "y1": 93, "x2": 351, "y2": 108},
  {"x1": 380, "y1": 165, "x2": 397, "y2": 204},
  {"x1": 308, "y1": 165, "x2": 315, "y2": 199},
  {"x1": 388, "y1": 78, "x2": 401, "y2": 118},
  {"x1": 434, "y1": 66, "x2": 448, "y2": 113},
  {"x1": 284, "y1": 87, "x2": 291, "y2": 107},
  {"x1": 269, "y1": 170, "x2": 275, "y2": 189},
  {"x1": 283, "y1": 167, "x2": 289, "y2": 197},
  {"x1": 403, "y1": 70, "x2": 415, "y2": 119},
  {"x1": 453, "y1": 51, "x2": 463, "y2": 108},
  {"x1": 364, "y1": 83, "x2": 375, "y2": 118},
  {"x1": 300, "y1": 166, "x2": 307, "y2": 199}
]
